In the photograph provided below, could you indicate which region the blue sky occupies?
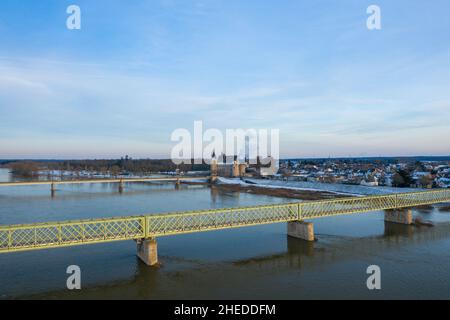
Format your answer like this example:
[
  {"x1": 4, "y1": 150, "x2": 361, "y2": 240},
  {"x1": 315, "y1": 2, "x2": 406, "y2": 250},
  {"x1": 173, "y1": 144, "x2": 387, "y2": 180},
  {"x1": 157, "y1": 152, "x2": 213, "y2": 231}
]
[{"x1": 1, "y1": 0, "x2": 450, "y2": 159}]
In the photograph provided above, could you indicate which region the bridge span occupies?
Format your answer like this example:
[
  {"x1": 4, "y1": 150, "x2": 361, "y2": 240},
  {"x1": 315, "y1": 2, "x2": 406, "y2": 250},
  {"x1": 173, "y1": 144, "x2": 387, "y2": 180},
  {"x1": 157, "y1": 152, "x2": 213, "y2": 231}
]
[
  {"x1": 0, "y1": 176, "x2": 210, "y2": 194},
  {"x1": 0, "y1": 189, "x2": 449, "y2": 266}
]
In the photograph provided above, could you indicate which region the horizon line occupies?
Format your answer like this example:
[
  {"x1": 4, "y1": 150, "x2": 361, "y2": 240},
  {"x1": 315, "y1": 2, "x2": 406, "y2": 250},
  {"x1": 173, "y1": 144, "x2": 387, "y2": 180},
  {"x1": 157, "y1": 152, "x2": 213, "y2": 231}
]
[{"x1": 1, "y1": 155, "x2": 450, "y2": 162}]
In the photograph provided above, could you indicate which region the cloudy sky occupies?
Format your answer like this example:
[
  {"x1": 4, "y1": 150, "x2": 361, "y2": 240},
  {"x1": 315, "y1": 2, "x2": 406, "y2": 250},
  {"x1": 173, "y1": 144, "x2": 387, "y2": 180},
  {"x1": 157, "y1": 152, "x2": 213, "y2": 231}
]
[{"x1": 1, "y1": 0, "x2": 450, "y2": 159}]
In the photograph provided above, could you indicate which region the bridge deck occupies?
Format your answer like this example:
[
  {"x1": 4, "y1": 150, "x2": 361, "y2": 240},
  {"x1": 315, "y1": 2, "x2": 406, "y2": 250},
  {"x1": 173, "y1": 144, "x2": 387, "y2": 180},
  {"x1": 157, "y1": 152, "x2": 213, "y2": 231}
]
[
  {"x1": 0, "y1": 189, "x2": 449, "y2": 253},
  {"x1": 0, "y1": 177, "x2": 209, "y2": 187}
]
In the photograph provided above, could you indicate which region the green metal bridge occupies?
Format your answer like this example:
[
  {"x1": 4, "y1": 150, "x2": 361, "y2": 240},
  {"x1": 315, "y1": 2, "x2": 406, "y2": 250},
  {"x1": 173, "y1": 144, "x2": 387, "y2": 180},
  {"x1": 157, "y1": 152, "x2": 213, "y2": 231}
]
[{"x1": 1, "y1": 189, "x2": 449, "y2": 255}]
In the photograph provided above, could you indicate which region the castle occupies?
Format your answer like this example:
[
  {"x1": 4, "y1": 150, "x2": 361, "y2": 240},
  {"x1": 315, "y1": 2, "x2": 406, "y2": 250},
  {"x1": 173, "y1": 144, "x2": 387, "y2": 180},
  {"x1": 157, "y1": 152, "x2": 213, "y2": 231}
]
[{"x1": 210, "y1": 153, "x2": 278, "y2": 179}]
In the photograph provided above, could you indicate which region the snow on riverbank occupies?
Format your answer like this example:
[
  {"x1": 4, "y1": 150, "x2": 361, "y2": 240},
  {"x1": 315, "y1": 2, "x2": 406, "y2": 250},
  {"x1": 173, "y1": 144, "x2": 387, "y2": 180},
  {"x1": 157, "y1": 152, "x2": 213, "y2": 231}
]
[
  {"x1": 216, "y1": 177, "x2": 421, "y2": 196},
  {"x1": 182, "y1": 179, "x2": 209, "y2": 183}
]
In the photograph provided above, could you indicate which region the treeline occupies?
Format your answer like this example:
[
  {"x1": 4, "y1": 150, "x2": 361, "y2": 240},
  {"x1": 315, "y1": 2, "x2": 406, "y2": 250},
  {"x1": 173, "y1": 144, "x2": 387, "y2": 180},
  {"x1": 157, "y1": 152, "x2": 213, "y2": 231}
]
[
  {"x1": 9, "y1": 162, "x2": 40, "y2": 178},
  {"x1": 6, "y1": 157, "x2": 210, "y2": 177},
  {"x1": 392, "y1": 162, "x2": 437, "y2": 188},
  {"x1": 391, "y1": 169, "x2": 413, "y2": 188}
]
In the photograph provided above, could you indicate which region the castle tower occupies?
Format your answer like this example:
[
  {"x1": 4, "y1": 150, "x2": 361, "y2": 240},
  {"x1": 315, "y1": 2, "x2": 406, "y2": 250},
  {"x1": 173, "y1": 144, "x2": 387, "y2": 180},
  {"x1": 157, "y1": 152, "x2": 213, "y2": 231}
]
[
  {"x1": 233, "y1": 155, "x2": 240, "y2": 178},
  {"x1": 211, "y1": 150, "x2": 218, "y2": 179},
  {"x1": 239, "y1": 163, "x2": 247, "y2": 177}
]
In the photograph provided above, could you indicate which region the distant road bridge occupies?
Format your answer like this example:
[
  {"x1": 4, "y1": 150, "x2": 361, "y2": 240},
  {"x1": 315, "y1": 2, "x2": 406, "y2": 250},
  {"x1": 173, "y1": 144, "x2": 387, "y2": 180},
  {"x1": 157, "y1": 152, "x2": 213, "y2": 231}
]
[
  {"x1": 0, "y1": 189, "x2": 449, "y2": 266},
  {"x1": 0, "y1": 176, "x2": 210, "y2": 194}
]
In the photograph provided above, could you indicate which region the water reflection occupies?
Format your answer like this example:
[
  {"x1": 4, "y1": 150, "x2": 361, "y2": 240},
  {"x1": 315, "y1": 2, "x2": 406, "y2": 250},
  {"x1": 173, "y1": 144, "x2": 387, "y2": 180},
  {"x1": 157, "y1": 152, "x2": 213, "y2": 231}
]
[
  {"x1": 384, "y1": 221, "x2": 414, "y2": 238},
  {"x1": 234, "y1": 222, "x2": 450, "y2": 271},
  {"x1": 17, "y1": 221, "x2": 450, "y2": 300}
]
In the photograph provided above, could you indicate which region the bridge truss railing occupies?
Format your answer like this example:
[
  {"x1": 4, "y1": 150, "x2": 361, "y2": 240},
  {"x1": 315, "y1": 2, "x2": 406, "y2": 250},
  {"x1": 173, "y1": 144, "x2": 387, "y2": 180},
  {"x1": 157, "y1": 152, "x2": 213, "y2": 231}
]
[
  {"x1": 0, "y1": 189, "x2": 449, "y2": 253},
  {"x1": 0, "y1": 217, "x2": 146, "y2": 253},
  {"x1": 146, "y1": 203, "x2": 299, "y2": 237}
]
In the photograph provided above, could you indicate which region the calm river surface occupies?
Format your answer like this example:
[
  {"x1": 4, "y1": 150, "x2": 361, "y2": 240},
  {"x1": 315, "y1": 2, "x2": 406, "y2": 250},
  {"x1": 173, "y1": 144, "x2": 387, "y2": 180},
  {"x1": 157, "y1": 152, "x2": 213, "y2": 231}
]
[{"x1": 0, "y1": 168, "x2": 449, "y2": 299}]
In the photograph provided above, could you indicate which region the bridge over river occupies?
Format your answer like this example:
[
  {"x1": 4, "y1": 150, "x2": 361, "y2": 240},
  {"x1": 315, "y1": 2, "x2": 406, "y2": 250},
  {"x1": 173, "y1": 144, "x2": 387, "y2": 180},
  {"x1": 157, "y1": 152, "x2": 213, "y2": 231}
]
[
  {"x1": 0, "y1": 176, "x2": 209, "y2": 194},
  {"x1": 0, "y1": 187, "x2": 449, "y2": 266}
]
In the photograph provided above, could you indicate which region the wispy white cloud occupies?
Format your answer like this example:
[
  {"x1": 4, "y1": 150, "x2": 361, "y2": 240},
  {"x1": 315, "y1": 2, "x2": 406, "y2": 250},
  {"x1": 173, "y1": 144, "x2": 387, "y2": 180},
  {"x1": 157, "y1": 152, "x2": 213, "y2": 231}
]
[{"x1": 1, "y1": 0, "x2": 450, "y2": 158}]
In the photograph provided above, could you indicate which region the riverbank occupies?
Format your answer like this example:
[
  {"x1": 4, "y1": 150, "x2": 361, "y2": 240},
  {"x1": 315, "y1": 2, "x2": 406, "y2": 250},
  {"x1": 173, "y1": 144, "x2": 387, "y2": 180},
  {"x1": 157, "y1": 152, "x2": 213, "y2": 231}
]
[
  {"x1": 213, "y1": 177, "x2": 450, "y2": 203},
  {"x1": 214, "y1": 184, "x2": 350, "y2": 200}
]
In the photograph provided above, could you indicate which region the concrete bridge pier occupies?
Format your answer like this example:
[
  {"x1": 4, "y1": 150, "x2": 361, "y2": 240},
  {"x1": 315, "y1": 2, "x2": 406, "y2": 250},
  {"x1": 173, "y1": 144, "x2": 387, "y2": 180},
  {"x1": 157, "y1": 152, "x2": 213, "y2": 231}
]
[
  {"x1": 137, "y1": 238, "x2": 158, "y2": 266},
  {"x1": 384, "y1": 209, "x2": 413, "y2": 225},
  {"x1": 287, "y1": 221, "x2": 315, "y2": 241},
  {"x1": 118, "y1": 179, "x2": 124, "y2": 193},
  {"x1": 51, "y1": 183, "x2": 56, "y2": 197}
]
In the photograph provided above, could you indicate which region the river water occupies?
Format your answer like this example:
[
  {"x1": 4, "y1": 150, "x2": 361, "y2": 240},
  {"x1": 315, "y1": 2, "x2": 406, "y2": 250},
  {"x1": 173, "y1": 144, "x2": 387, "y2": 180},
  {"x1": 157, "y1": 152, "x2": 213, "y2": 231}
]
[{"x1": 0, "y1": 168, "x2": 449, "y2": 300}]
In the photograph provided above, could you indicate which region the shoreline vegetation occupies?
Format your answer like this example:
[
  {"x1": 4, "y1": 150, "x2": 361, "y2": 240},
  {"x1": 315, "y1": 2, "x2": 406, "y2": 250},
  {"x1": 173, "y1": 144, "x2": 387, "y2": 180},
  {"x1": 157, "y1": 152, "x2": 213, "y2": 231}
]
[
  {"x1": 8, "y1": 162, "x2": 40, "y2": 178},
  {"x1": 2, "y1": 158, "x2": 210, "y2": 179}
]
